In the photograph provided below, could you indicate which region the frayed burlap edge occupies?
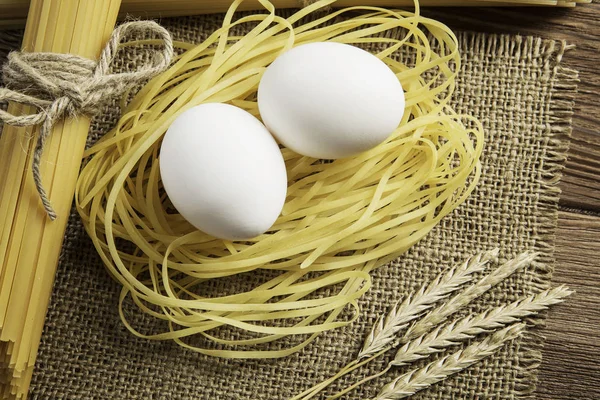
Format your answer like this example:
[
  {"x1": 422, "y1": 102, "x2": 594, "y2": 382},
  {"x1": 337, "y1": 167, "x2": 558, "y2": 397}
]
[
  {"x1": 1, "y1": 25, "x2": 578, "y2": 400},
  {"x1": 470, "y1": 35, "x2": 579, "y2": 399}
]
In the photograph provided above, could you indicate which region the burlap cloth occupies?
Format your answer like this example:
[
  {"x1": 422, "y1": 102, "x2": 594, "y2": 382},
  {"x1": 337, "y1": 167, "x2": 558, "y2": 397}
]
[{"x1": 0, "y1": 11, "x2": 577, "y2": 400}]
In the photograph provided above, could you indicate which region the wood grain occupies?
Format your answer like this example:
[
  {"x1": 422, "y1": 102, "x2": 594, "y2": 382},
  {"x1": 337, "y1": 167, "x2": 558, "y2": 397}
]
[
  {"x1": 421, "y1": 4, "x2": 600, "y2": 398},
  {"x1": 421, "y1": 2, "x2": 600, "y2": 211},
  {"x1": 0, "y1": 2, "x2": 597, "y2": 399},
  {"x1": 0, "y1": 0, "x2": 592, "y2": 25},
  {"x1": 537, "y1": 210, "x2": 600, "y2": 400}
]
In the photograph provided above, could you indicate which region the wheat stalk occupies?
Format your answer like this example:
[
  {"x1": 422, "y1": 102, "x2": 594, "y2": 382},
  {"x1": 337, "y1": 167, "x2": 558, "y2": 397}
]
[
  {"x1": 292, "y1": 250, "x2": 542, "y2": 400},
  {"x1": 402, "y1": 251, "x2": 536, "y2": 341},
  {"x1": 375, "y1": 323, "x2": 526, "y2": 400},
  {"x1": 392, "y1": 285, "x2": 572, "y2": 367},
  {"x1": 358, "y1": 249, "x2": 499, "y2": 359},
  {"x1": 327, "y1": 284, "x2": 569, "y2": 400}
]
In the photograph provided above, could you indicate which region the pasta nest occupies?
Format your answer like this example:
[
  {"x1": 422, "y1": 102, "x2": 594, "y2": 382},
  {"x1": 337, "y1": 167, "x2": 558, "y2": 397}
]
[{"x1": 76, "y1": 0, "x2": 483, "y2": 358}]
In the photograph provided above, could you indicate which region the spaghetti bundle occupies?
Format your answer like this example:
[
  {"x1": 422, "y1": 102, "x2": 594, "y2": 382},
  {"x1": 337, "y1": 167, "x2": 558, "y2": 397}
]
[{"x1": 76, "y1": 0, "x2": 484, "y2": 358}]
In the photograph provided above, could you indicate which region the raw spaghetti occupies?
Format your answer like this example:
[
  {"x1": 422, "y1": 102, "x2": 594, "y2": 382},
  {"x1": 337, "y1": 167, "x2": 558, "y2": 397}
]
[{"x1": 75, "y1": 0, "x2": 484, "y2": 358}]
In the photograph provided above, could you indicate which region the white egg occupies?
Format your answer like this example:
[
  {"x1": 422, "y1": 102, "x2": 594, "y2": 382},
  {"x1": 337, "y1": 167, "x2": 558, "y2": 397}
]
[
  {"x1": 258, "y1": 42, "x2": 405, "y2": 159},
  {"x1": 159, "y1": 103, "x2": 287, "y2": 241}
]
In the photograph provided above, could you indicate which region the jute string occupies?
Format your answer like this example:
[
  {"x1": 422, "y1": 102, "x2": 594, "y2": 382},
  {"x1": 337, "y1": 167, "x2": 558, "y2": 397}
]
[{"x1": 0, "y1": 20, "x2": 173, "y2": 220}]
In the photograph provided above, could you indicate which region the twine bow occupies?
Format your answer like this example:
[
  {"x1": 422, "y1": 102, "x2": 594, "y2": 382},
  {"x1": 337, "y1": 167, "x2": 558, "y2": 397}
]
[{"x1": 0, "y1": 21, "x2": 173, "y2": 220}]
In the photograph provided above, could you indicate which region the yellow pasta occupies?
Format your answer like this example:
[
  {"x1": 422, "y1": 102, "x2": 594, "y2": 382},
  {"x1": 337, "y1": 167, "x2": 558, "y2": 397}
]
[
  {"x1": 75, "y1": 0, "x2": 484, "y2": 358},
  {"x1": 0, "y1": 1, "x2": 122, "y2": 398}
]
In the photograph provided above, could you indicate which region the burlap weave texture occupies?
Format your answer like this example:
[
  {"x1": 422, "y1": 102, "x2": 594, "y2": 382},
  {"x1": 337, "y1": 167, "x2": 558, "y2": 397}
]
[{"x1": 0, "y1": 11, "x2": 577, "y2": 400}]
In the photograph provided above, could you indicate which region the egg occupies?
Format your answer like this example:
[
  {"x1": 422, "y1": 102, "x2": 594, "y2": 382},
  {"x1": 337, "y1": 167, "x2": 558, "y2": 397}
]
[
  {"x1": 159, "y1": 103, "x2": 287, "y2": 241},
  {"x1": 258, "y1": 42, "x2": 405, "y2": 159}
]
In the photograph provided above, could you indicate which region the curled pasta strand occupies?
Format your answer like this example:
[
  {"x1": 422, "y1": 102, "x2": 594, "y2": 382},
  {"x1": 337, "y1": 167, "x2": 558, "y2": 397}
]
[{"x1": 76, "y1": 0, "x2": 483, "y2": 358}]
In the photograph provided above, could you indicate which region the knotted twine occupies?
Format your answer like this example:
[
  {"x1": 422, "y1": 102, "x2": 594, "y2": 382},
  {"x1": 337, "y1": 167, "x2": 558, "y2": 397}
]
[{"x1": 0, "y1": 21, "x2": 173, "y2": 220}]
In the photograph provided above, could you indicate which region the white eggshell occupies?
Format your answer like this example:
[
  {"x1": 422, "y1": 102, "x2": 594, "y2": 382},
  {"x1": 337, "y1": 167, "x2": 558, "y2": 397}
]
[
  {"x1": 258, "y1": 42, "x2": 405, "y2": 159},
  {"x1": 159, "y1": 103, "x2": 287, "y2": 241}
]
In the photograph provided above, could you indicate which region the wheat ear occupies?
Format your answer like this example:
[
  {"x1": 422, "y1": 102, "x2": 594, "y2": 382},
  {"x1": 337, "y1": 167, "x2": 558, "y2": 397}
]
[
  {"x1": 392, "y1": 285, "x2": 572, "y2": 366},
  {"x1": 359, "y1": 249, "x2": 498, "y2": 359},
  {"x1": 402, "y1": 251, "x2": 536, "y2": 341},
  {"x1": 327, "y1": 283, "x2": 568, "y2": 400},
  {"x1": 375, "y1": 323, "x2": 526, "y2": 400}
]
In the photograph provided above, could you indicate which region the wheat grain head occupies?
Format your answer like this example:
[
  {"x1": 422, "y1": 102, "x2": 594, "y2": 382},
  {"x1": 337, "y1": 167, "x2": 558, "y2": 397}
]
[
  {"x1": 403, "y1": 251, "x2": 537, "y2": 341},
  {"x1": 359, "y1": 249, "x2": 499, "y2": 358},
  {"x1": 392, "y1": 285, "x2": 572, "y2": 367},
  {"x1": 375, "y1": 323, "x2": 526, "y2": 400}
]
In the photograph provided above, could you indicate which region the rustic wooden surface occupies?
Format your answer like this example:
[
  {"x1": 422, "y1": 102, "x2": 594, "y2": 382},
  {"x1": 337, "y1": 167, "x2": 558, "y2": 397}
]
[
  {"x1": 422, "y1": 3, "x2": 600, "y2": 399},
  {"x1": 0, "y1": 3, "x2": 597, "y2": 399}
]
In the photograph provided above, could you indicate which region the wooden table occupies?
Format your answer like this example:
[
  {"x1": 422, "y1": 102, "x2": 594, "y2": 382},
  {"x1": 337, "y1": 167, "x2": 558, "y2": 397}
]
[
  {"x1": 422, "y1": 4, "x2": 600, "y2": 399},
  {"x1": 0, "y1": 3, "x2": 597, "y2": 399}
]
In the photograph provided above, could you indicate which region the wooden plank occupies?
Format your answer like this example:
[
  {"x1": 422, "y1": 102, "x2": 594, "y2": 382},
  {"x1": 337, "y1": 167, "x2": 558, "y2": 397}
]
[
  {"x1": 424, "y1": 4, "x2": 600, "y2": 392},
  {"x1": 422, "y1": 3, "x2": 600, "y2": 211},
  {"x1": 402, "y1": 6, "x2": 600, "y2": 395},
  {"x1": 537, "y1": 210, "x2": 600, "y2": 400},
  {"x1": 0, "y1": 0, "x2": 593, "y2": 25},
  {"x1": 1, "y1": 4, "x2": 598, "y2": 400},
  {"x1": 562, "y1": 132, "x2": 600, "y2": 210}
]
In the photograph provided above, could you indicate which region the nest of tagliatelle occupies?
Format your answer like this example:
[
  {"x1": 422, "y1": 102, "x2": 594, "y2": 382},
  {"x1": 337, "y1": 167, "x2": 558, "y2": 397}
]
[{"x1": 75, "y1": 0, "x2": 484, "y2": 358}]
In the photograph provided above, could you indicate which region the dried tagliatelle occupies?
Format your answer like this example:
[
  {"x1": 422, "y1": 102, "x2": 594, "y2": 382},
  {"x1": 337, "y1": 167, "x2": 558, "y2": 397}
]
[{"x1": 76, "y1": 0, "x2": 484, "y2": 358}]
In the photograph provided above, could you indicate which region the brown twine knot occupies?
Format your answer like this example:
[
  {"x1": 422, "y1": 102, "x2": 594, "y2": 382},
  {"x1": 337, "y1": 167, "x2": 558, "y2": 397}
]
[{"x1": 0, "y1": 20, "x2": 173, "y2": 220}]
